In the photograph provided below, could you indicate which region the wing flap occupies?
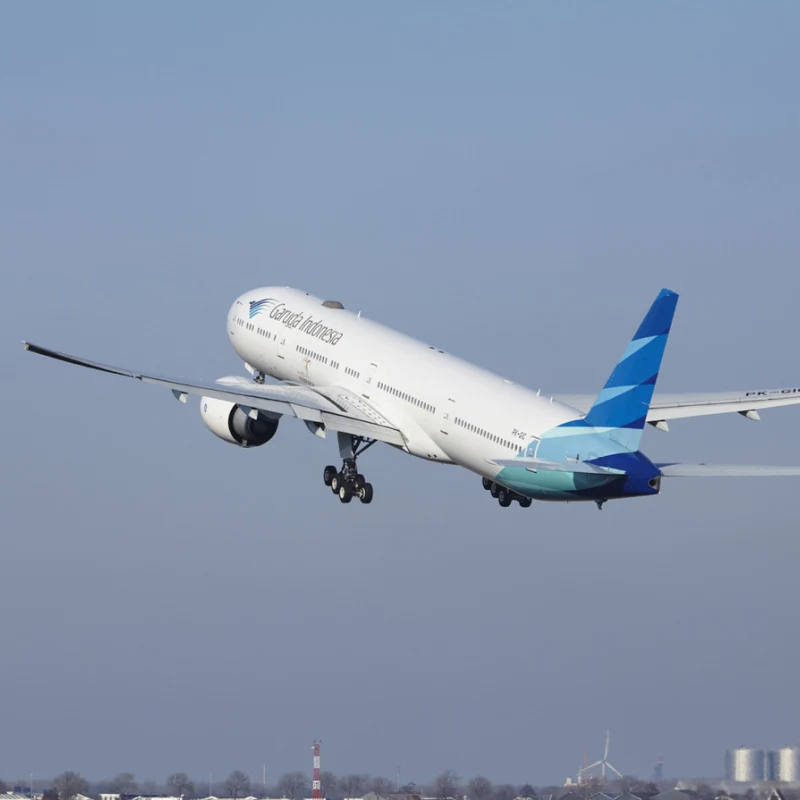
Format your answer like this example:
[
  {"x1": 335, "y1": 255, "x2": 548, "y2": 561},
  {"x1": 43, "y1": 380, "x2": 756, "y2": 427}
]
[
  {"x1": 657, "y1": 463, "x2": 800, "y2": 477},
  {"x1": 23, "y1": 342, "x2": 406, "y2": 447}
]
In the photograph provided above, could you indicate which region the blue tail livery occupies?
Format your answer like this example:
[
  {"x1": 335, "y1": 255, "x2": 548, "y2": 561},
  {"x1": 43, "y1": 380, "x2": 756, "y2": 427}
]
[
  {"x1": 583, "y1": 288, "x2": 678, "y2": 451},
  {"x1": 496, "y1": 289, "x2": 679, "y2": 505}
]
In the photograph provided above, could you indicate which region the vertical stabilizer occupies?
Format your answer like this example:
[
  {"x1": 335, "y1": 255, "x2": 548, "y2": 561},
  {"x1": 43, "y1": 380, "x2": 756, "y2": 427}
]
[{"x1": 583, "y1": 288, "x2": 678, "y2": 451}]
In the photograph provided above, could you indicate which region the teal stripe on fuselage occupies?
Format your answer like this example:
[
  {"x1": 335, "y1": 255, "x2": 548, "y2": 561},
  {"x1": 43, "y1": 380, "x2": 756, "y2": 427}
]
[{"x1": 496, "y1": 463, "x2": 624, "y2": 501}]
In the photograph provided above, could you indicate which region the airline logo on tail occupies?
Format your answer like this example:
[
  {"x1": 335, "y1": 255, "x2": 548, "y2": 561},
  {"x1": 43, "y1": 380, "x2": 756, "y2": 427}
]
[{"x1": 582, "y1": 287, "x2": 678, "y2": 451}]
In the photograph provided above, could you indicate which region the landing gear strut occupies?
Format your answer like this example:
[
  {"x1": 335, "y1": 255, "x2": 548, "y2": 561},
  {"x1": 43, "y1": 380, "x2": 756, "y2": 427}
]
[{"x1": 323, "y1": 433, "x2": 376, "y2": 504}]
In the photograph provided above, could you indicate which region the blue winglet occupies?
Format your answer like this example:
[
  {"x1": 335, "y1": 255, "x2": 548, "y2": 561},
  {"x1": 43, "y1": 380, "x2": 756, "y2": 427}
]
[{"x1": 582, "y1": 288, "x2": 679, "y2": 451}]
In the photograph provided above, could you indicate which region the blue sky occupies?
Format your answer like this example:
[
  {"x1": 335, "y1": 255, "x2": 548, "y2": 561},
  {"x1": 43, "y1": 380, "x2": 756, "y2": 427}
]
[{"x1": 2, "y1": 1, "x2": 799, "y2": 788}]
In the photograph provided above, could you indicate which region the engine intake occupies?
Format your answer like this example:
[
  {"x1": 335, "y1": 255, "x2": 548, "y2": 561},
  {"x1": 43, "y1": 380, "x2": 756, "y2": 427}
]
[{"x1": 201, "y1": 396, "x2": 280, "y2": 447}]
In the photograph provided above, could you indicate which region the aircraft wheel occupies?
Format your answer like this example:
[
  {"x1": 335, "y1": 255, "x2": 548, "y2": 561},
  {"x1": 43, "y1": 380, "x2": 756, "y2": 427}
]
[
  {"x1": 498, "y1": 488, "x2": 512, "y2": 507},
  {"x1": 360, "y1": 483, "x2": 374, "y2": 504},
  {"x1": 323, "y1": 465, "x2": 337, "y2": 486},
  {"x1": 518, "y1": 496, "x2": 532, "y2": 508},
  {"x1": 355, "y1": 472, "x2": 366, "y2": 489},
  {"x1": 490, "y1": 482, "x2": 500, "y2": 498},
  {"x1": 482, "y1": 477, "x2": 492, "y2": 491},
  {"x1": 338, "y1": 485, "x2": 353, "y2": 503},
  {"x1": 331, "y1": 473, "x2": 343, "y2": 493}
]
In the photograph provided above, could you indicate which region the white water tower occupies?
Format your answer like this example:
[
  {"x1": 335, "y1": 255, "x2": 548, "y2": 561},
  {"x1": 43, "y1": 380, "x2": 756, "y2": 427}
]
[{"x1": 726, "y1": 747, "x2": 765, "y2": 782}]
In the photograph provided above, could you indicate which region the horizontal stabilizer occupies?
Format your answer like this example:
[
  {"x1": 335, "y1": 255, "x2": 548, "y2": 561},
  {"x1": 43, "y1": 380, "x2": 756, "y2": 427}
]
[
  {"x1": 556, "y1": 387, "x2": 800, "y2": 424},
  {"x1": 492, "y1": 457, "x2": 625, "y2": 475},
  {"x1": 657, "y1": 463, "x2": 800, "y2": 477}
]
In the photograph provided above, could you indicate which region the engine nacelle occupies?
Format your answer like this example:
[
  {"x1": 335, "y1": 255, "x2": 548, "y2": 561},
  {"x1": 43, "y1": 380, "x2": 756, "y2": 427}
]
[{"x1": 200, "y1": 396, "x2": 280, "y2": 448}]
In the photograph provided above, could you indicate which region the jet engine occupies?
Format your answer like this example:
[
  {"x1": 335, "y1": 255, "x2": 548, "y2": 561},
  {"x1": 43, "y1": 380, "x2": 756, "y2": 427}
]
[{"x1": 200, "y1": 395, "x2": 280, "y2": 447}]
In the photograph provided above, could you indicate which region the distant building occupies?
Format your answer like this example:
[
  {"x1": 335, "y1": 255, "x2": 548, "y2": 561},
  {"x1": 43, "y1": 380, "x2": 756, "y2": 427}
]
[
  {"x1": 767, "y1": 747, "x2": 800, "y2": 783},
  {"x1": 196, "y1": 796, "x2": 261, "y2": 800},
  {"x1": 104, "y1": 795, "x2": 183, "y2": 800},
  {"x1": 651, "y1": 789, "x2": 700, "y2": 800},
  {"x1": 726, "y1": 748, "x2": 766, "y2": 782},
  {"x1": 361, "y1": 792, "x2": 421, "y2": 800},
  {"x1": 589, "y1": 792, "x2": 642, "y2": 800}
]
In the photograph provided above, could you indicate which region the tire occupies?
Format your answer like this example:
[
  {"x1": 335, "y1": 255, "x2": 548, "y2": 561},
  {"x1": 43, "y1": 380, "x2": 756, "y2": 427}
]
[
  {"x1": 490, "y1": 482, "x2": 500, "y2": 498},
  {"x1": 331, "y1": 473, "x2": 343, "y2": 493},
  {"x1": 355, "y1": 472, "x2": 366, "y2": 489},
  {"x1": 482, "y1": 477, "x2": 492, "y2": 491},
  {"x1": 498, "y1": 488, "x2": 512, "y2": 507},
  {"x1": 360, "y1": 483, "x2": 374, "y2": 504},
  {"x1": 338, "y1": 485, "x2": 352, "y2": 503},
  {"x1": 323, "y1": 465, "x2": 337, "y2": 486},
  {"x1": 518, "y1": 496, "x2": 532, "y2": 508}
]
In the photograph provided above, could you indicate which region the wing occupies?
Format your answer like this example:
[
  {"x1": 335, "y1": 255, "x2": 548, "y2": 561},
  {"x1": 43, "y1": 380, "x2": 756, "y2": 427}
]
[
  {"x1": 657, "y1": 463, "x2": 800, "y2": 477},
  {"x1": 555, "y1": 387, "x2": 800, "y2": 428},
  {"x1": 23, "y1": 342, "x2": 406, "y2": 447}
]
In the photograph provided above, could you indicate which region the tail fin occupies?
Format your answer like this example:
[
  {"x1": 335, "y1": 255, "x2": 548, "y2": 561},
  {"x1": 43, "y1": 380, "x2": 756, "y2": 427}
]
[{"x1": 584, "y1": 288, "x2": 679, "y2": 451}]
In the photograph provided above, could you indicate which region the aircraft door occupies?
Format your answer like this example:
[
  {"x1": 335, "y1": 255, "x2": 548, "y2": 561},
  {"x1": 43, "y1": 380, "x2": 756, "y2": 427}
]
[
  {"x1": 278, "y1": 335, "x2": 286, "y2": 359},
  {"x1": 365, "y1": 362, "x2": 378, "y2": 384},
  {"x1": 441, "y1": 397, "x2": 456, "y2": 437}
]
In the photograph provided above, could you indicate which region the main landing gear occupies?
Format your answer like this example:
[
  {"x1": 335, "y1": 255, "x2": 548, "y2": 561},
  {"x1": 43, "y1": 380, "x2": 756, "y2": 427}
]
[
  {"x1": 482, "y1": 477, "x2": 532, "y2": 508},
  {"x1": 323, "y1": 433, "x2": 376, "y2": 504}
]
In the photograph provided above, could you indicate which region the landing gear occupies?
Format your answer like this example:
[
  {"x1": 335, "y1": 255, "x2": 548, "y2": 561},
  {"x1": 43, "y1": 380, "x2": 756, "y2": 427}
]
[
  {"x1": 325, "y1": 434, "x2": 376, "y2": 505},
  {"x1": 338, "y1": 484, "x2": 353, "y2": 503},
  {"x1": 360, "y1": 482, "x2": 374, "y2": 504},
  {"x1": 595, "y1": 499, "x2": 607, "y2": 511},
  {"x1": 481, "y1": 477, "x2": 532, "y2": 509}
]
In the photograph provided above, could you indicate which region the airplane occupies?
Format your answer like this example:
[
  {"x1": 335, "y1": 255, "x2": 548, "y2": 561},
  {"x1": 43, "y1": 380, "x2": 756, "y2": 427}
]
[{"x1": 22, "y1": 287, "x2": 800, "y2": 510}]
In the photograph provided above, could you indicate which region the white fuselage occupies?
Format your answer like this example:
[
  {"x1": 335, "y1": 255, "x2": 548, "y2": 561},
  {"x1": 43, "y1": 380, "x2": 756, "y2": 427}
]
[{"x1": 228, "y1": 287, "x2": 583, "y2": 481}]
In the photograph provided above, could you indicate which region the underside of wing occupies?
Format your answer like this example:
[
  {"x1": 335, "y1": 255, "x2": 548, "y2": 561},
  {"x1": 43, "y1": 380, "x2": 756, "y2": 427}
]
[
  {"x1": 556, "y1": 387, "x2": 800, "y2": 427},
  {"x1": 23, "y1": 342, "x2": 406, "y2": 447},
  {"x1": 657, "y1": 462, "x2": 800, "y2": 477}
]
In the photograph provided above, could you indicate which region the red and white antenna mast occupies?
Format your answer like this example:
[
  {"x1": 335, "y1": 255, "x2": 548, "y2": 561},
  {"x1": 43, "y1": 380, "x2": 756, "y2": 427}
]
[{"x1": 313, "y1": 741, "x2": 322, "y2": 800}]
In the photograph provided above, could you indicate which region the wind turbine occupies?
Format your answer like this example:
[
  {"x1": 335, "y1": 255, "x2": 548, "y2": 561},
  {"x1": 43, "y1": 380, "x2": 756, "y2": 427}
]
[{"x1": 584, "y1": 731, "x2": 623, "y2": 780}]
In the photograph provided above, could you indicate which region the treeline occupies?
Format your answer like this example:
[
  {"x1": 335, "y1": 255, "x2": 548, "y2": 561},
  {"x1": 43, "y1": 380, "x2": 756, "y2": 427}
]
[
  {"x1": 0, "y1": 772, "x2": 656, "y2": 800},
  {"x1": 4, "y1": 773, "x2": 798, "y2": 800}
]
